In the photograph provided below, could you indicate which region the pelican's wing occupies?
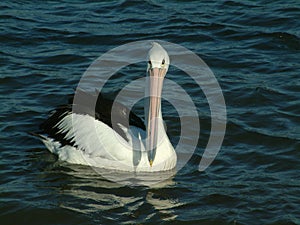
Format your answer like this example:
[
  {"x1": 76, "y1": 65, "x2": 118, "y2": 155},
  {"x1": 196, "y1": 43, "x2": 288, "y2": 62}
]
[{"x1": 40, "y1": 89, "x2": 145, "y2": 147}]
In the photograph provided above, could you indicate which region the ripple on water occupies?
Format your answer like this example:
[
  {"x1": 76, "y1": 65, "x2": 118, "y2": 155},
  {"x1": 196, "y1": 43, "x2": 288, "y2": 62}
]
[{"x1": 1, "y1": 0, "x2": 300, "y2": 224}]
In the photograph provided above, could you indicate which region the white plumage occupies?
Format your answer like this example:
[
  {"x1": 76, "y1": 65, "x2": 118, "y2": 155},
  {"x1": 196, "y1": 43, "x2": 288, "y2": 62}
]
[{"x1": 41, "y1": 112, "x2": 176, "y2": 172}]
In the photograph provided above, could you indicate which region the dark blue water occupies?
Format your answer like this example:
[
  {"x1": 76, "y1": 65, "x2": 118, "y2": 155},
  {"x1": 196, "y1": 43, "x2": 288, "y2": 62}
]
[{"x1": 1, "y1": 1, "x2": 300, "y2": 224}]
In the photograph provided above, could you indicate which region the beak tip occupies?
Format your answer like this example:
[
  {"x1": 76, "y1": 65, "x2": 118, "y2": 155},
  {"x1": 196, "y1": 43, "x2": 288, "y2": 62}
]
[{"x1": 149, "y1": 160, "x2": 153, "y2": 167}]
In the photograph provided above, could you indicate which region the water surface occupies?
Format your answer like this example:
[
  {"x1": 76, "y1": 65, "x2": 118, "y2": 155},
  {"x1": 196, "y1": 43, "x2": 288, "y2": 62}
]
[{"x1": 1, "y1": 0, "x2": 300, "y2": 224}]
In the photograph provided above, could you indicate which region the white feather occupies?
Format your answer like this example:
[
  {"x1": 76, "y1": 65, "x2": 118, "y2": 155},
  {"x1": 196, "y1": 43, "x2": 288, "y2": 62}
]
[{"x1": 42, "y1": 113, "x2": 176, "y2": 172}]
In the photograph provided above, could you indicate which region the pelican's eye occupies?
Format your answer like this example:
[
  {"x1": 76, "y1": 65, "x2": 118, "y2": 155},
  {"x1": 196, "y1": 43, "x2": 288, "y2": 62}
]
[{"x1": 161, "y1": 59, "x2": 165, "y2": 66}]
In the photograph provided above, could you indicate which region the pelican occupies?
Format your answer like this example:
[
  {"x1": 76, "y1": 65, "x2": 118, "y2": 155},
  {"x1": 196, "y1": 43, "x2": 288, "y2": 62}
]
[{"x1": 37, "y1": 42, "x2": 177, "y2": 172}]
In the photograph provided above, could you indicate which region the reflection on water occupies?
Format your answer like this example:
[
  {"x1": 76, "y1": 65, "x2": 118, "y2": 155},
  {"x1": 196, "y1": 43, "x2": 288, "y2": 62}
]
[{"x1": 49, "y1": 163, "x2": 180, "y2": 221}]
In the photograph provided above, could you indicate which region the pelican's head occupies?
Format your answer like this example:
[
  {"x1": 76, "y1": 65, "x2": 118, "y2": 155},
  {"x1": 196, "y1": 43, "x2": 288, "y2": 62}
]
[
  {"x1": 146, "y1": 42, "x2": 170, "y2": 167},
  {"x1": 147, "y1": 42, "x2": 170, "y2": 75}
]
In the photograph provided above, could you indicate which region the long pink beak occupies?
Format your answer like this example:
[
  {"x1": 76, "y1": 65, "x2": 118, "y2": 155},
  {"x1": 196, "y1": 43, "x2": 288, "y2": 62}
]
[{"x1": 147, "y1": 67, "x2": 166, "y2": 166}]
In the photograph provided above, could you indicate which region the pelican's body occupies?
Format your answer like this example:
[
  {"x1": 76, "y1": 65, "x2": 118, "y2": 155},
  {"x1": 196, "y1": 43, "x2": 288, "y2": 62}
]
[{"x1": 38, "y1": 42, "x2": 176, "y2": 172}]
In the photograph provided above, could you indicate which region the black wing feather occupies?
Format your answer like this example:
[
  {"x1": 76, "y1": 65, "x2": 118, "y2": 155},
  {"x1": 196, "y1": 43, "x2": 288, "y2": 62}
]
[{"x1": 40, "y1": 89, "x2": 145, "y2": 145}]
